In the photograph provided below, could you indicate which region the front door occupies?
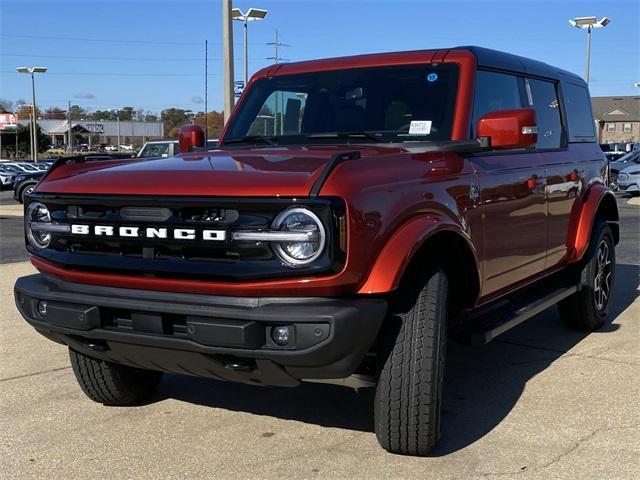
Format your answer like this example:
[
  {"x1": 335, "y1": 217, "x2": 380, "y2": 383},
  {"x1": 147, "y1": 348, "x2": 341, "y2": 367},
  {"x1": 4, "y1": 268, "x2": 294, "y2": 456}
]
[
  {"x1": 472, "y1": 152, "x2": 547, "y2": 297},
  {"x1": 469, "y1": 70, "x2": 547, "y2": 298}
]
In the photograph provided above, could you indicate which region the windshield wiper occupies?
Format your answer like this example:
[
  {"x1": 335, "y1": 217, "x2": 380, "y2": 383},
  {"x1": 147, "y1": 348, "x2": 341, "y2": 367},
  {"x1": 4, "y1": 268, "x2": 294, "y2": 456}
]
[
  {"x1": 306, "y1": 131, "x2": 382, "y2": 142},
  {"x1": 222, "y1": 135, "x2": 277, "y2": 146}
]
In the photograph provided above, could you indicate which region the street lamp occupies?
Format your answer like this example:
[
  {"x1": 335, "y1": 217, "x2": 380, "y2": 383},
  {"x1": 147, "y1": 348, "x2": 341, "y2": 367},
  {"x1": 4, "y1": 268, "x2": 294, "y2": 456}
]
[
  {"x1": 232, "y1": 7, "x2": 268, "y2": 87},
  {"x1": 16, "y1": 66, "x2": 47, "y2": 161},
  {"x1": 568, "y1": 16, "x2": 611, "y2": 84}
]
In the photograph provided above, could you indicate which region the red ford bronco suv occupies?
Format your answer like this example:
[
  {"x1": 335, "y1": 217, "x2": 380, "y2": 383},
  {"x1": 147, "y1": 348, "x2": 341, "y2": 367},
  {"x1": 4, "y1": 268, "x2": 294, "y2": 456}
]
[{"x1": 15, "y1": 47, "x2": 618, "y2": 456}]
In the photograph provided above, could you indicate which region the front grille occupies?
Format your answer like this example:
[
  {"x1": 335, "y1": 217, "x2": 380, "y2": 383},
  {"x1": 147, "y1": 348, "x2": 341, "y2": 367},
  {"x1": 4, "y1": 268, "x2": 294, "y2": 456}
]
[{"x1": 29, "y1": 194, "x2": 345, "y2": 281}]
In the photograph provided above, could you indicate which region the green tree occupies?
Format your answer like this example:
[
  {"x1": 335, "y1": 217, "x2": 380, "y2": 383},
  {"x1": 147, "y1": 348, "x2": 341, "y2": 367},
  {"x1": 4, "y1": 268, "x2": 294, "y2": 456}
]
[
  {"x1": 119, "y1": 106, "x2": 135, "y2": 121},
  {"x1": 161, "y1": 108, "x2": 190, "y2": 138},
  {"x1": 92, "y1": 110, "x2": 117, "y2": 121},
  {"x1": 0, "y1": 123, "x2": 50, "y2": 158},
  {"x1": 43, "y1": 107, "x2": 67, "y2": 119},
  {"x1": 68, "y1": 104, "x2": 88, "y2": 120},
  {"x1": 194, "y1": 110, "x2": 225, "y2": 139},
  {"x1": 0, "y1": 98, "x2": 13, "y2": 113}
]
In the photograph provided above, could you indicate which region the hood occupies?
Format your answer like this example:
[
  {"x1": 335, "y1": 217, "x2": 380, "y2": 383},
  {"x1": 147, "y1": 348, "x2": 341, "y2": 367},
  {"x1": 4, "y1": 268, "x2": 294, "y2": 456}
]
[
  {"x1": 36, "y1": 146, "x2": 396, "y2": 197},
  {"x1": 620, "y1": 162, "x2": 640, "y2": 174}
]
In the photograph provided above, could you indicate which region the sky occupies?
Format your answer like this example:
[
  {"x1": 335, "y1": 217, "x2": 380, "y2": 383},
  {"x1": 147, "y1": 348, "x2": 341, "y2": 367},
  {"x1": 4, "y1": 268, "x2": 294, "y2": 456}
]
[{"x1": 1, "y1": 0, "x2": 638, "y2": 116}]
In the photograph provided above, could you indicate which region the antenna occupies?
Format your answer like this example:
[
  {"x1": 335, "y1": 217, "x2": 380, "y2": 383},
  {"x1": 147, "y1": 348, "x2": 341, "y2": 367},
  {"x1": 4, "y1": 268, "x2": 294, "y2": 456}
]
[{"x1": 267, "y1": 29, "x2": 290, "y2": 63}]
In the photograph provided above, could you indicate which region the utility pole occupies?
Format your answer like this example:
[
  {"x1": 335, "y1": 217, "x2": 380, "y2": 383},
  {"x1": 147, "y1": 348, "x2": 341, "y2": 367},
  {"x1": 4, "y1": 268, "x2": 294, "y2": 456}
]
[
  {"x1": 222, "y1": 0, "x2": 235, "y2": 124},
  {"x1": 67, "y1": 100, "x2": 72, "y2": 152},
  {"x1": 205, "y1": 39, "x2": 208, "y2": 140},
  {"x1": 267, "y1": 29, "x2": 290, "y2": 64},
  {"x1": 117, "y1": 114, "x2": 121, "y2": 152}
]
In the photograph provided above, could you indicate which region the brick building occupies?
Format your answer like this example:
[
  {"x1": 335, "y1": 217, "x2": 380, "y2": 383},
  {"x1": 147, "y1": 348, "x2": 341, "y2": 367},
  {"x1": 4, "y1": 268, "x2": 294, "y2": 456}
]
[{"x1": 592, "y1": 96, "x2": 640, "y2": 144}]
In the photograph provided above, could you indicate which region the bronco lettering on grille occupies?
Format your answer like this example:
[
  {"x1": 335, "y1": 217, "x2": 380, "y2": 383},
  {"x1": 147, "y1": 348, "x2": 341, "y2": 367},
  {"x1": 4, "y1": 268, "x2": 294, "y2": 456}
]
[{"x1": 70, "y1": 224, "x2": 226, "y2": 241}]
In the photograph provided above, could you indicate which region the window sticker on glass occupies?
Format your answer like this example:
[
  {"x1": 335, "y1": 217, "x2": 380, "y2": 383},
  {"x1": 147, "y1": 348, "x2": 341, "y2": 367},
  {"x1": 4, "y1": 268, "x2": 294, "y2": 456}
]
[{"x1": 408, "y1": 120, "x2": 432, "y2": 135}]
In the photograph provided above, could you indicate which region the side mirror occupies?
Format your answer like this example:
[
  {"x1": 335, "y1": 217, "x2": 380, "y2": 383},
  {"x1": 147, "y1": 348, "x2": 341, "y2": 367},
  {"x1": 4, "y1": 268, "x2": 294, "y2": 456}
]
[
  {"x1": 476, "y1": 108, "x2": 537, "y2": 150},
  {"x1": 178, "y1": 124, "x2": 205, "y2": 153}
]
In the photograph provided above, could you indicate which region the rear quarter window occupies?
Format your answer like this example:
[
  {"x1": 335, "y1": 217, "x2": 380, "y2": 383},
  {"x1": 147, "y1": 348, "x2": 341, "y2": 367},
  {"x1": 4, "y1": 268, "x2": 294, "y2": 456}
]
[{"x1": 562, "y1": 83, "x2": 596, "y2": 142}]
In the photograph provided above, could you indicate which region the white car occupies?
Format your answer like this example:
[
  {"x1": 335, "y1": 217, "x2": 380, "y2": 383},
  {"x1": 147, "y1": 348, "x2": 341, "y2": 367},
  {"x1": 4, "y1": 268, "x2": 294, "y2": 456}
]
[
  {"x1": 1, "y1": 162, "x2": 38, "y2": 173},
  {"x1": 104, "y1": 145, "x2": 118, "y2": 152},
  {"x1": 616, "y1": 159, "x2": 640, "y2": 195},
  {"x1": 0, "y1": 170, "x2": 16, "y2": 189}
]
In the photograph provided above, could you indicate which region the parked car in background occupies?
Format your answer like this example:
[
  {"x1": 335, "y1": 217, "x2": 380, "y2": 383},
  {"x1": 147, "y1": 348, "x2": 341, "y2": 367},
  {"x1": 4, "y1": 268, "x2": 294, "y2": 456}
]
[
  {"x1": 615, "y1": 156, "x2": 640, "y2": 195},
  {"x1": 600, "y1": 143, "x2": 629, "y2": 162},
  {"x1": 12, "y1": 171, "x2": 44, "y2": 202},
  {"x1": 0, "y1": 162, "x2": 38, "y2": 173},
  {"x1": 137, "y1": 139, "x2": 219, "y2": 159},
  {"x1": 610, "y1": 149, "x2": 640, "y2": 190},
  {"x1": 0, "y1": 167, "x2": 17, "y2": 190},
  {"x1": 136, "y1": 140, "x2": 180, "y2": 158},
  {"x1": 104, "y1": 145, "x2": 118, "y2": 152}
]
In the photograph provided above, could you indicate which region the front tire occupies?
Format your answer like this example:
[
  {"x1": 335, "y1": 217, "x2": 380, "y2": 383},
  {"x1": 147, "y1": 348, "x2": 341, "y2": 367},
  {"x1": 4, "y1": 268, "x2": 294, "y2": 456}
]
[
  {"x1": 374, "y1": 267, "x2": 448, "y2": 456},
  {"x1": 20, "y1": 184, "x2": 36, "y2": 203},
  {"x1": 558, "y1": 222, "x2": 615, "y2": 331},
  {"x1": 69, "y1": 349, "x2": 162, "y2": 406}
]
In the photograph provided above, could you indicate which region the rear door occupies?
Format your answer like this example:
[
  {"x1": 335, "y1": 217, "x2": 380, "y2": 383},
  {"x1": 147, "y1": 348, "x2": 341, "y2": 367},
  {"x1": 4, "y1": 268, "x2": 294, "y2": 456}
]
[
  {"x1": 469, "y1": 70, "x2": 547, "y2": 297},
  {"x1": 523, "y1": 78, "x2": 575, "y2": 268}
]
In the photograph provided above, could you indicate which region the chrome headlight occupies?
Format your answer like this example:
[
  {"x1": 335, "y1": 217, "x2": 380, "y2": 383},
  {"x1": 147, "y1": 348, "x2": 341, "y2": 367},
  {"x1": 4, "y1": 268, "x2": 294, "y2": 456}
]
[
  {"x1": 271, "y1": 207, "x2": 326, "y2": 266},
  {"x1": 26, "y1": 202, "x2": 52, "y2": 249}
]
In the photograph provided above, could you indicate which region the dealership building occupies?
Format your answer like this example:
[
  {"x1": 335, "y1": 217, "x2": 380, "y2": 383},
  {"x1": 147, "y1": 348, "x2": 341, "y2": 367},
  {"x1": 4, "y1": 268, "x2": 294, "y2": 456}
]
[{"x1": 22, "y1": 119, "x2": 165, "y2": 148}]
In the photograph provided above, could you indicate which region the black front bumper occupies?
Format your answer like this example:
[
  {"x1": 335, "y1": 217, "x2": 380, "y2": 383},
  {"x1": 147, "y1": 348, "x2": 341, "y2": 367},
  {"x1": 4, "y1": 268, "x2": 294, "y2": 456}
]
[{"x1": 14, "y1": 274, "x2": 386, "y2": 387}]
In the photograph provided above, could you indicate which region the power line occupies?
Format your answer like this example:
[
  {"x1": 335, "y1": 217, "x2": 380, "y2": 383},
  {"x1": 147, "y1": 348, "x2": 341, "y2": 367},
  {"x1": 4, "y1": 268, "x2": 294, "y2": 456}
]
[
  {"x1": 1, "y1": 33, "x2": 203, "y2": 46},
  {"x1": 0, "y1": 33, "x2": 264, "y2": 46},
  {"x1": 0, "y1": 70, "x2": 222, "y2": 77},
  {"x1": 1, "y1": 53, "x2": 221, "y2": 62}
]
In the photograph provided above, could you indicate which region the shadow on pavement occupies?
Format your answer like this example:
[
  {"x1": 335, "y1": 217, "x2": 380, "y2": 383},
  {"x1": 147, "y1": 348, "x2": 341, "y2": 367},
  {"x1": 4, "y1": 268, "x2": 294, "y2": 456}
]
[{"x1": 151, "y1": 263, "x2": 639, "y2": 454}]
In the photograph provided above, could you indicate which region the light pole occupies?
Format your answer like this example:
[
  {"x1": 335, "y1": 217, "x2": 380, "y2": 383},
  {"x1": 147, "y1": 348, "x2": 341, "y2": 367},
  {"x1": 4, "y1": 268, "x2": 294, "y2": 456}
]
[
  {"x1": 568, "y1": 17, "x2": 610, "y2": 84},
  {"x1": 16, "y1": 66, "x2": 47, "y2": 161},
  {"x1": 232, "y1": 7, "x2": 268, "y2": 88}
]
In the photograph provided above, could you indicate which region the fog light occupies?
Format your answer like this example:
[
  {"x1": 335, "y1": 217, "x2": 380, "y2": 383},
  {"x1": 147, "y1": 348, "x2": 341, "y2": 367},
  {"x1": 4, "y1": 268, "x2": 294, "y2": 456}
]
[
  {"x1": 271, "y1": 326, "x2": 290, "y2": 346},
  {"x1": 37, "y1": 300, "x2": 48, "y2": 316}
]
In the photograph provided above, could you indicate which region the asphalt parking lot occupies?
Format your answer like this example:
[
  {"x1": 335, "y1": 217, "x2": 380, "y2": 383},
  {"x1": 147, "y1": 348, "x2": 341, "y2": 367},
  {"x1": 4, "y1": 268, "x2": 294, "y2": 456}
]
[{"x1": 0, "y1": 190, "x2": 638, "y2": 479}]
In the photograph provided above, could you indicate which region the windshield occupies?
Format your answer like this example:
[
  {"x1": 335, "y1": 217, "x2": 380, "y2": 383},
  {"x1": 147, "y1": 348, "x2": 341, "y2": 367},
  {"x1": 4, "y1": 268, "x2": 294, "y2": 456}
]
[
  {"x1": 224, "y1": 63, "x2": 459, "y2": 145},
  {"x1": 138, "y1": 142, "x2": 175, "y2": 158},
  {"x1": 613, "y1": 150, "x2": 640, "y2": 164},
  {"x1": 0, "y1": 164, "x2": 20, "y2": 173}
]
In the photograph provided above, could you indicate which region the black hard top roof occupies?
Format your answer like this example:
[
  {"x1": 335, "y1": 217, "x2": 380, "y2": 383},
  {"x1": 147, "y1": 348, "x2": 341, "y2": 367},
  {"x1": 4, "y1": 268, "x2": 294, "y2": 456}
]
[{"x1": 454, "y1": 46, "x2": 585, "y2": 85}]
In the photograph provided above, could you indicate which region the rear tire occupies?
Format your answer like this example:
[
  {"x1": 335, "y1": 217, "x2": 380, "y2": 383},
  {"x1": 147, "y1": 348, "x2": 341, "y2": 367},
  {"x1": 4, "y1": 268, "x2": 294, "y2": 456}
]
[
  {"x1": 558, "y1": 222, "x2": 615, "y2": 331},
  {"x1": 69, "y1": 349, "x2": 162, "y2": 406},
  {"x1": 374, "y1": 267, "x2": 448, "y2": 456}
]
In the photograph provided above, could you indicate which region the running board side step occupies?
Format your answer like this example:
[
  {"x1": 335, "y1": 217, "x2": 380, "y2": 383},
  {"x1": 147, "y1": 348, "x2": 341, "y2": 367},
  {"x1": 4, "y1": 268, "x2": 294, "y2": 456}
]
[{"x1": 465, "y1": 284, "x2": 580, "y2": 346}]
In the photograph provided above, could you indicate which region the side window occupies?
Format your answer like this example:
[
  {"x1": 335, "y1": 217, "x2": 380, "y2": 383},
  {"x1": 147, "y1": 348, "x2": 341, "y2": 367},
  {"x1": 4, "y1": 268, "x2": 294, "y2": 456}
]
[
  {"x1": 472, "y1": 70, "x2": 523, "y2": 136},
  {"x1": 562, "y1": 83, "x2": 596, "y2": 141},
  {"x1": 526, "y1": 79, "x2": 562, "y2": 149}
]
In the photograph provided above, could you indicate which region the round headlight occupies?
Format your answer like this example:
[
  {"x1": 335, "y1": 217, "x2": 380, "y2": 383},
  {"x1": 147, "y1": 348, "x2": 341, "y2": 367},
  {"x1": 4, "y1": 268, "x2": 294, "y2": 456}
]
[
  {"x1": 26, "y1": 202, "x2": 52, "y2": 249},
  {"x1": 272, "y1": 207, "x2": 326, "y2": 266}
]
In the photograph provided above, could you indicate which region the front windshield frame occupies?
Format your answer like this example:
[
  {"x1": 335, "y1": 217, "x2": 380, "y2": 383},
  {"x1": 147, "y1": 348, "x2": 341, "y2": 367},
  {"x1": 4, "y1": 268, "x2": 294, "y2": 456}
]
[{"x1": 224, "y1": 62, "x2": 460, "y2": 146}]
